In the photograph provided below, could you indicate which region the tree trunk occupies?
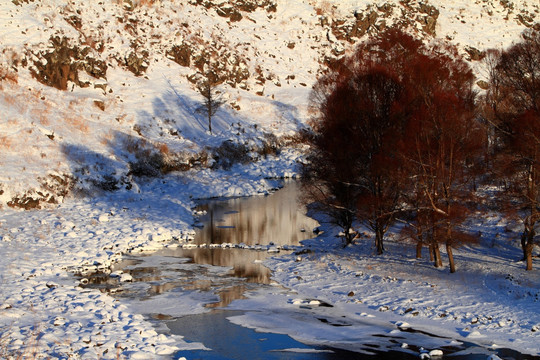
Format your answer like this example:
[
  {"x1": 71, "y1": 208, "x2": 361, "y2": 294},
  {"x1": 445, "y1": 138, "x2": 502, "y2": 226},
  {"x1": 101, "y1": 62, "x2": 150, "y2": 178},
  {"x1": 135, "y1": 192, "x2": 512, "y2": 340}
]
[
  {"x1": 526, "y1": 250, "x2": 533, "y2": 271},
  {"x1": 429, "y1": 243, "x2": 434, "y2": 262},
  {"x1": 525, "y1": 230, "x2": 534, "y2": 271},
  {"x1": 437, "y1": 248, "x2": 443, "y2": 267},
  {"x1": 208, "y1": 113, "x2": 212, "y2": 134},
  {"x1": 521, "y1": 231, "x2": 528, "y2": 261},
  {"x1": 345, "y1": 229, "x2": 354, "y2": 246},
  {"x1": 433, "y1": 244, "x2": 442, "y2": 268},
  {"x1": 416, "y1": 242, "x2": 423, "y2": 259},
  {"x1": 446, "y1": 242, "x2": 456, "y2": 273},
  {"x1": 375, "y1": 227, "x2": 385, "y2": 255}
]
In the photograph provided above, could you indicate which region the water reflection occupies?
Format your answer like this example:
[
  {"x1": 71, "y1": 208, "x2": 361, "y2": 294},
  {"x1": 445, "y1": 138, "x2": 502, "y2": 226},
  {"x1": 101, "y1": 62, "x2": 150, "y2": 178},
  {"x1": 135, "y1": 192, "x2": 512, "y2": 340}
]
[
  {"x1": 194, "y1": 181, "x2": 318, "y2": 247},
  {"x1": 154, "y1": 248, "x2": 273, "y2": 284},
  {"x1": 152, "y1": 181, "x2": 319, "y2": 286},
  {"x1": 82, "y1": 182, "x2": 319, "y2": 306}
]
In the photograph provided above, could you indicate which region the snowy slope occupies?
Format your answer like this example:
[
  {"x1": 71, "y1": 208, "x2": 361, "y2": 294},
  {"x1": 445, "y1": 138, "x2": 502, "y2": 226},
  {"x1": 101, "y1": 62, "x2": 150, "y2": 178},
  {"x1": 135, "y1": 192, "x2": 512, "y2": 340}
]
[
  {"x1": 1, "y1": 0, "x2": 538, "y2": 208},
  {"x1": 1, "y1": 0, "x2": 539, "y2": 359}
]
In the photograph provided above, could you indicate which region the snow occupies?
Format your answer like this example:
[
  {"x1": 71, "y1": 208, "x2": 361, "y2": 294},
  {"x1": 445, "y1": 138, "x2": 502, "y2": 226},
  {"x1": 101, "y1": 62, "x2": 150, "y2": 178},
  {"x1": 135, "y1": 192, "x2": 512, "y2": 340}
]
[{"x1": 1, "y1": 0, "x2": 539, "y2": 358}]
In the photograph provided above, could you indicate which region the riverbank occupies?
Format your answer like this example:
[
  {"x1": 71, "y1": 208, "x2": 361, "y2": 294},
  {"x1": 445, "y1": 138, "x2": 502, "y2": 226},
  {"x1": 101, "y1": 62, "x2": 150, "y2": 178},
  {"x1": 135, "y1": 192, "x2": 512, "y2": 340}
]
[
  {"x1": 0, "y1": 156, "x2": 300, "y2": 359},
  {"x1": 1, "y1": 154, "x2": 539, "y2": 358},
  {"x1": 261, "y1": 211, "x2": 540, "y2": 356}
]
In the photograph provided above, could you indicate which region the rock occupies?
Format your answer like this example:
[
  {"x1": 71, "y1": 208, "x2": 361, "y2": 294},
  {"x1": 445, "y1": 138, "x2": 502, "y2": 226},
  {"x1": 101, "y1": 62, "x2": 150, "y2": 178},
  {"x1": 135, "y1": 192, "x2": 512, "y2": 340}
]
[
  {"x1": 477, "y1": 80, "x2": 489, "y2": 90},
  {"x1": 395, "y1": 321, "x2": 410, "y2": 329},
  {"x1": 30, "y1": 35, "x2": 107, "y2": 90},
  {"x1": 94, "y1": 100, "x2": 105, "y2": 111},
  {"x1": 120, "y1": 273, "x2": 133, "y2": 282},
  {"x1": 167, "y1": 44, "x2": 191, "y2": 67},
  {"x1": 123, "y1": 51, "x2": 149, "y2": 76},
  {"x1": 465, "y1": 46, "x2": 486, "y2": 61}
]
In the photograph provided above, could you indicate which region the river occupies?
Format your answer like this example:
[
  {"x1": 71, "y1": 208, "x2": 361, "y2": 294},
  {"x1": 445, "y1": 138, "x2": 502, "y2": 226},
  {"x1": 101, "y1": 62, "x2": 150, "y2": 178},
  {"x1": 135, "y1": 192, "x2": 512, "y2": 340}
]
[{"x1": 81, "y1": 182, "x2": 537, "y2": 359}]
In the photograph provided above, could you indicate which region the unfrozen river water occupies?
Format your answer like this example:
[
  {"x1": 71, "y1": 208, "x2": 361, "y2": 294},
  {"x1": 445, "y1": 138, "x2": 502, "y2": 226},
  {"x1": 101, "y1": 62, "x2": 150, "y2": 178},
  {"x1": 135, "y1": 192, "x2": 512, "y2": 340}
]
[{"x1": 83, "y1": 182, "x2": 537, "y2": 359}]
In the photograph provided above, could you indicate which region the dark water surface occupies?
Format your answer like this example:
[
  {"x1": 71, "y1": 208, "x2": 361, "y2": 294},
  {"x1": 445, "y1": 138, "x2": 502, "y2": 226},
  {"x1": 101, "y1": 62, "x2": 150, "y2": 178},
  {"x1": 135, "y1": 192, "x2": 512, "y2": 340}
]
[{"x1": 170, "y1": 310, "x2": 421, "y2": 360}]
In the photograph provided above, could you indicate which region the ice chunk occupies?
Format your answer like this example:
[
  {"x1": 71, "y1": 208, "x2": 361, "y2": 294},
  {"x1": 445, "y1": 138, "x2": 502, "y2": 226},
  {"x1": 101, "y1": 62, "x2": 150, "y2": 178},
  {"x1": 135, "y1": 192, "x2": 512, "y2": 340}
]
[
  {"x1": 429, "y1": 349, "x2": 443, "y2": 357},
  {"x1": 120, "y1": 273, "x2": 133, "y2": 282}
]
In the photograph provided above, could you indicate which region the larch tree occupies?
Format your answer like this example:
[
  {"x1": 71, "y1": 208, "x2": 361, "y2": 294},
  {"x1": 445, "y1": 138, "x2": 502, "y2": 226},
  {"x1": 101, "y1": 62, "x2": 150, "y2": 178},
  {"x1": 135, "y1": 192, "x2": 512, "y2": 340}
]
[
  {"x1": 482, "y1": 29, "x2": 540, "y2": 270},
  {"x1": 196, "y1": 71, "x2": 224, "y2": 135},
  {"x1": 396, "y1": 40, "x2": 483, "y2": 273},
  {"x1": 303, "y1": 29, "x2": 411, "y2": 251}
]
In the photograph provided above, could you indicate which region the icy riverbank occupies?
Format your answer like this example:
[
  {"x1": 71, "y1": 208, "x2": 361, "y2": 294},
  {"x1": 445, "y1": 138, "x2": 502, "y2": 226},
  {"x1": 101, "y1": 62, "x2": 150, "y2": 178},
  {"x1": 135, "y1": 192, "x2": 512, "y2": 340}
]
[
  {"x1": 1, "y1": 150, "x2": 539, "y2": 359},
  {"x1": 0, "y1": 155, "x2": 300, "y2": 359},
  {"x1": 260, "y1": 213, "x2": 540, "y2": 357}
]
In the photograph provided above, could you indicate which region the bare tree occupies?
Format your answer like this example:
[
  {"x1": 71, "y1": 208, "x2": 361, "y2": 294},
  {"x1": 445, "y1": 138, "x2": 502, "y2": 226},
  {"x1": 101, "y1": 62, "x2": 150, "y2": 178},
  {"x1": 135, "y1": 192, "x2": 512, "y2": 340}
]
[
  {"x1": 395, "y1": 39, "x2": 483, "y2": 273},
  {"x1": 196, "y1": 72, "x2": 224, "y2": 134},
  {"x1": 483, "y1": 29, "x2": 540, "y2": 270}
]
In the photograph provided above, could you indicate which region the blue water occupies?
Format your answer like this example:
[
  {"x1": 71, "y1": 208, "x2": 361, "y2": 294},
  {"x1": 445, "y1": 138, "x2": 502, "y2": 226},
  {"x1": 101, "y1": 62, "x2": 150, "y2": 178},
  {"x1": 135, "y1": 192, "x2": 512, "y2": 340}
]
[
  {"x1": 170, "y1": 311, "x2": 421, "y2": 360},
  {"x1": 170, "y1": 310, "x2": 540, "y2": 360}
]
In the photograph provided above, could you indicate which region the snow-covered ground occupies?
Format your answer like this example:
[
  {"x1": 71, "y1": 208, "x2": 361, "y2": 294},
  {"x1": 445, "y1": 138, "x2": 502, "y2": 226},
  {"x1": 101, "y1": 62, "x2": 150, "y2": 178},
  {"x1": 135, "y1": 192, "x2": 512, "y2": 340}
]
[
  {"x1": 2, "y1": 164, "x2": 538, "y2": 359},
  {"x1": 262, "y1": 214, "x2": 540, "y2": 356},
  {"x1": 1, "y1": 0, "x2": 539, "y2": 358},
  {"x1": 0, "y1": 158, "x2": 302, "y2": 359}
]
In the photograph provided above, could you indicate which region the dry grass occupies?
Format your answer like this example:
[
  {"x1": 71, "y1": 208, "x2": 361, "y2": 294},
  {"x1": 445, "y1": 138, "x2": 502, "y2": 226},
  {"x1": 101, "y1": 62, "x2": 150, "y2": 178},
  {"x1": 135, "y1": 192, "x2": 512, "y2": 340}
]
[
  {"x1": 314, "y1": 0, "x2": 334, "y2": 16},
  {"x1": 30, "y1": 106, "x2": 51, "y2": 126},
  {"x1": 1, "y1": 93, "x2": 25, "y2": 114},
  {"x1": 157, "y1": 142, "x2": 169, "y2": 156},
  {"x1": 0, "y1": 322, "x2": 43, "y2": 360},
  {"x1": 124, "y1": 136, "x2": 148, "y2": 154},
  {"x1": 0, "y1": 67, "x2": 18, "y2": 86},
  {"x1": 0, "y1": 136, "x2": 12, "y2": 149},
  {"x1": 64, "y1": 115, "x2": 89, "y2": 133},
  {"x1": 113, "y1": 0, "x2": 158, "y2": 9},
  {"x1": 138, "y1": 0, "x2": 158, "y2": 6}
]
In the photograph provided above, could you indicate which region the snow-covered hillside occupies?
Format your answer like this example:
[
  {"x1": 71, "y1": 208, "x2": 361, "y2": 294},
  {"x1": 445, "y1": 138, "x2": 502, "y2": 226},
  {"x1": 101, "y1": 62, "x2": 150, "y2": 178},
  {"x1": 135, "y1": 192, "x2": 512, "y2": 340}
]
[
  {"x1": 1, "y1": 0, "x2": 538, "y2": 208},
  {"x1": 1, "y1": 0, "x2": 540, "y2": 359}
]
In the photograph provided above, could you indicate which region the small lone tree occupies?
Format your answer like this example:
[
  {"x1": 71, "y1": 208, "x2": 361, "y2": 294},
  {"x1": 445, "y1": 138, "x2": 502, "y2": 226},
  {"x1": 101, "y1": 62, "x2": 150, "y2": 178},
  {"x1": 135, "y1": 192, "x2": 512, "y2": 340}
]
[{"x1": 196, "y1": 72, "x2": 224, "y2": 134}]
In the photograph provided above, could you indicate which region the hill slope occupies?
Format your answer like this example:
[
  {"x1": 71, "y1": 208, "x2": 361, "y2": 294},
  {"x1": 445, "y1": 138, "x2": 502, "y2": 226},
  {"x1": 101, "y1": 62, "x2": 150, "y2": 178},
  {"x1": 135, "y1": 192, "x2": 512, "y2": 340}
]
[{"x1": 0, "y1": 0, "x2": 538, "y2": 208}]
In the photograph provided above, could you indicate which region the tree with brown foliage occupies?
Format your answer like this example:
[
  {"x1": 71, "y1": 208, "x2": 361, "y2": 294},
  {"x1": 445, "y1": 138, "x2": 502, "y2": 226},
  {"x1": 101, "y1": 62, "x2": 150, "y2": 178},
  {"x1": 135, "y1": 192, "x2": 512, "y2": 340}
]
[
  {"x1": 395, "y1": 37, "x2": 482, "y2": 273},
  {"x1": 304, "y1": 29, "x2": 411, "y2": 252},
  {"x1": 482, "y1": 30, "x2": 540, "y2": 270},
  {"x1": 305, "y1": 28, "x2": 482, "y2": 271}
]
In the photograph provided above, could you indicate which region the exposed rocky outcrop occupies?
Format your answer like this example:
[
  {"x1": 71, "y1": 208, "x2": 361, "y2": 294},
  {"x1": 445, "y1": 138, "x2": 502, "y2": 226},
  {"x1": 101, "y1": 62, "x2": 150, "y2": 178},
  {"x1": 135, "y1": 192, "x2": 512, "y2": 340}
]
[
  {"x1": 180, "y1": 35, "x2": 250, "y2": 88},
  {"x1": 123, "y1": 50, "x2": 149, "y2": 76},
  {"x1": 465, "y1": 46, "x2": 486, "y2": 61},
  {"x1": 7, "y1": 173, "x2": 74, "y2": 210},
  {"x1": 327, "y1": 1, "x2": 440, "y2": 44},
  {"x1": 29, "y1": 36, "x2": 107, "y2": 90},
  {"x1": 189, "y1": 0, "x2": 277, "y2": 18},
  {"x1": 167, "y1": 43, "x2": 192, "y2": 68}
]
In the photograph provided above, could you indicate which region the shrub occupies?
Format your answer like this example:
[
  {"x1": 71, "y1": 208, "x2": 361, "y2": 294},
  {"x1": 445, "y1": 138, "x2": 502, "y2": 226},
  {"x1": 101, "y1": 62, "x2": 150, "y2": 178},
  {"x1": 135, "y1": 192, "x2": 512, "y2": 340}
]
[
  {"x1": 257, "y1": 132, "x2": 280, "y2": 157},
  {"x1": 212, "y1": 140, "x2": 250, "y2": 170}
]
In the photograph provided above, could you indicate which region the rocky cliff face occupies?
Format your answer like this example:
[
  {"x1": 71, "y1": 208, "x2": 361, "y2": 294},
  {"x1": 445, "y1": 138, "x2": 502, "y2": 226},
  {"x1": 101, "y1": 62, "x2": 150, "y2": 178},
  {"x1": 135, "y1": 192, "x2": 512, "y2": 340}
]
[
  {"x1": 7, "y1": 0, "x2": 540, "y2": 96},
  {"x1": 0, "y1": 0, "x2": 538, "y2": 208}
]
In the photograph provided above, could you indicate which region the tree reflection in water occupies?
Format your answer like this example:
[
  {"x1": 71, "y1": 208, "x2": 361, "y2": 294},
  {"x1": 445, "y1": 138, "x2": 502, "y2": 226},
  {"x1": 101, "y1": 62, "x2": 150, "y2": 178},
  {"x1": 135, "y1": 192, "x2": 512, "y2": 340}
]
[
  {"x1": 93, "y1": 181, "x2": 320, "y2": 308},
  {"x1": 156, "y1": 181, "x2": 319, "y2": 286}
]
